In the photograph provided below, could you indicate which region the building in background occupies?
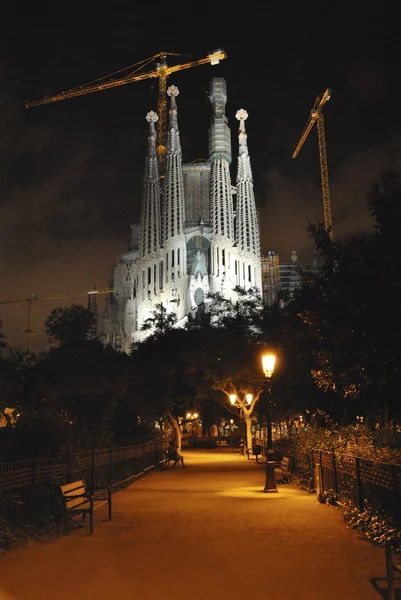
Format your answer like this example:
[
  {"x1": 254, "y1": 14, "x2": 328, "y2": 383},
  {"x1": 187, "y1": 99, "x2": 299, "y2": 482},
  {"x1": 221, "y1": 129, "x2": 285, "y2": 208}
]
[
  {"x1": 261, "y1": 250, "x2": 322, "y2": 306},
  {"x1": 261, "y1": 251, "x2": 280, "y2": 306},
  {"x1": 101, "y1": 78, "x2": 262, "y2": 352},
  {"x1": 278, "y1": 250, "x2": 302, "y2": 303}
]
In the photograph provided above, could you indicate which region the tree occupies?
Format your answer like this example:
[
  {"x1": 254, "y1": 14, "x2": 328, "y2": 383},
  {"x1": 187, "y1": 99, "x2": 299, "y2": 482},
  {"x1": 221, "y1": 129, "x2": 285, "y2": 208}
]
[
  {"x1": 44, "y1": 304, "x2": 98, "y2": 346},
  {"x1": 287, "y1": 170, "x2": 401, "y2": 425},
  {"x1": 137, "y1": 302, "x2": 177, "y2": 339},
  {"x1": 131, "y1": 327, "x2": 196, "y2": 451},
  {"x1": 38, "y1": 339, "x2": 134, "y2": 450},
  {"x1": 182, "y1": 287, "x2": 280, "y2": 451},
  {"x1": 0, "y1": 347, "x2": 73, "y2": 460},
  {"x1": 367, "y1": 168, "x2": 401, "y2": 240},
  {"x1": 0, "y1": 348, "x2": 37, "y2": 431}
]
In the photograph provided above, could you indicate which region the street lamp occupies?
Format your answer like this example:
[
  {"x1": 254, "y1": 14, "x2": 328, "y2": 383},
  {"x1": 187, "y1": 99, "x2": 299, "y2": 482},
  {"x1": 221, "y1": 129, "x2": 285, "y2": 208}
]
[
  {"x1": 261, "y1": 352, "x2": 277, "y2": 493},
  {"x1": 184, "y1": 411, "x2": 200, "y2": 439},
  {"x1": 229, "y1": 394, "x2": 237, "y2": 407}
]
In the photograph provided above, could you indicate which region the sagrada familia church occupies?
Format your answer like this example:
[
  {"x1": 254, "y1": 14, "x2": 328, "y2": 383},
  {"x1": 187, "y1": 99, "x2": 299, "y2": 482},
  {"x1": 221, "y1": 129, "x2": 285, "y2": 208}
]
[{"x1": 101, "y1": 77, "x2": 262, "y2": 353}]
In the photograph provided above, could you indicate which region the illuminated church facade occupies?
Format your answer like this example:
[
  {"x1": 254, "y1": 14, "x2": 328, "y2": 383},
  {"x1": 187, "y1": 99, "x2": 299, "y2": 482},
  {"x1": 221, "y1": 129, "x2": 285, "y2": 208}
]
[{"x1": 101, "y1": 77, "x2": 262, "y2": 353}]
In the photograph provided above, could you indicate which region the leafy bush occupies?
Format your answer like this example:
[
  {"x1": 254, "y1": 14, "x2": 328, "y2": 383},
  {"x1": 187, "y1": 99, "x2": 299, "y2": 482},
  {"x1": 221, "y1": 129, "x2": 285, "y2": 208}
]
[
  {"x1": 0, "y1": 516, "x2": 30, "y2": 554},
  {"x1": 342, "y1": 499, "x2": 401, "y2": 547},
  {"x1": 281, "y1": 423, "x2": 401, "y2": 489},
  {"x1": 278, "y1": 423, "x2": 401, "y2": 544}
]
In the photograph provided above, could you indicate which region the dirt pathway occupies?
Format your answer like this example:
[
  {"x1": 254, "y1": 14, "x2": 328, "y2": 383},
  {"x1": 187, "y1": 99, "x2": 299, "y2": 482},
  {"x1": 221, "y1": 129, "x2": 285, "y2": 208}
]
[{"x1": 0, "y1": 450, "x2": 390, "y2": 600}]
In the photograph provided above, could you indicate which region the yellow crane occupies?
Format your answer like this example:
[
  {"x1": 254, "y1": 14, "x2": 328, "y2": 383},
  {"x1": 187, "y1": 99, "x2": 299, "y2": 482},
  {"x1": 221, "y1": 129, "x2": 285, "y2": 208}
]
[
  {"x1": 25, "y1": 49, "x2": 227, "y2": 177},
  {"x1": 292, "y1": 88, "x2": 333, "y2": 240},
  {"x1": 0, "y1": 287, "x2": 113, "y2": 351}
]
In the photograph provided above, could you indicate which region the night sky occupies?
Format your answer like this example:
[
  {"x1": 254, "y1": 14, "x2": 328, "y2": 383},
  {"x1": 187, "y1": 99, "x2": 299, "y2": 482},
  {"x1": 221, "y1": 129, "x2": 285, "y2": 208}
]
[{"x1": 0, "y1": 4, "x2": 399, "y2": 349}]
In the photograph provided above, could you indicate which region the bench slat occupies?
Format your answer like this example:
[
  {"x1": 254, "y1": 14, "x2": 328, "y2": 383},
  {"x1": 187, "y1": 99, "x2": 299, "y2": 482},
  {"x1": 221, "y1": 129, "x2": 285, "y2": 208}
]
[
  {"x1": 61, "y1": 480, "x2": 86, "y2": 495},
  {"x1": 66, "y1": 496, "x2": 91, "y2": 510},
  {"x1": 63, "y1": 487, "x2": 86, "y2": 498}
]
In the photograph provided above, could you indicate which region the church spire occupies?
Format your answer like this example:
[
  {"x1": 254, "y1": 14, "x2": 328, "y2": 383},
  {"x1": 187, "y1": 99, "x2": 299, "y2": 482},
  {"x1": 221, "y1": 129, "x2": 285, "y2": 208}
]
[
  {"x1": 163, "y1": 85, "x2": 185, "y2": 244},
  {"x1": 139, "y1": 111, "x2": 161, "y2": 259},
  {"x1": 208, "y1": 78, "x2": 234, "y2": 241},
  {"x1": 235, "y1": 109, "x2": 260, "y2": 258}
]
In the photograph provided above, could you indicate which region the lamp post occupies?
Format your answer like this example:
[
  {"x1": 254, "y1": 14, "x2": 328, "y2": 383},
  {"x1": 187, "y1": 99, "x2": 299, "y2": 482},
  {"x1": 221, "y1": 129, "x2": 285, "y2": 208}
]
[
  {"x1": 261, "y1": 353, "x2": 278, "y2": 493},
  {"x1": 185, "y1": 412, "x2": 199, "y2": 439}
]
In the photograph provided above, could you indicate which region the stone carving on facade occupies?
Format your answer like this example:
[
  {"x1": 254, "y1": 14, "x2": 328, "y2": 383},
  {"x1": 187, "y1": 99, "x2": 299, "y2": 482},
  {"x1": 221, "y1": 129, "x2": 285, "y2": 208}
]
[{"x1": 189, "y1": 250, "x2": 210, "y2": 310}]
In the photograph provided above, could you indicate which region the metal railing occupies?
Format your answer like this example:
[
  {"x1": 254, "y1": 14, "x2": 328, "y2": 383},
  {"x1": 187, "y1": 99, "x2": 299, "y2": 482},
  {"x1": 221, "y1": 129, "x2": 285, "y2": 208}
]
[
  {"x1": 274, "y1": 441, "x2": 401, "y2": 527},
  {"x1": 0, "y1": 440, "x2": 169, "y2": 527},
  {"x1": 312, "y1": 450, "x2": 401, "y2": 524}
]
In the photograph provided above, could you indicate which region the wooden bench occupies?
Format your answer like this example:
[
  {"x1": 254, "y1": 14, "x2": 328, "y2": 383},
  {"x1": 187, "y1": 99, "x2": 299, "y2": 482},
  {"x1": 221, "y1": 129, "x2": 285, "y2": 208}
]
[
  {"x1": 60, "y1": 479, "x2": 112, "y2": 535},
  {"x1": 164, "y1": 449, "x2": 185, "y2": 468},
  {"x1": 385, "y1": 539, "x2": 401, "y2": 600},
  {"x1": 164, "y1": 449, "x2": 174, "y2": 468},
  {"x1": 216, "y1": 440, "x2": 229, "y2": 450},
  {"x1": 274, "y1": 456, "x2": 292, "y2": 484}
]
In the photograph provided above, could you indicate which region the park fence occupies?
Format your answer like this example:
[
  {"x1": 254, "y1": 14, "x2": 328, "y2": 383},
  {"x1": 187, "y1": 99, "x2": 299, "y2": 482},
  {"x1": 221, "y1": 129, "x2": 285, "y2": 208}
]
[
  {"x1": 0, "y1": 440, "x2": 169, "y2": 528},
  {"x1": 274, "y1": 441, "x2": 401, "y2": 527}
]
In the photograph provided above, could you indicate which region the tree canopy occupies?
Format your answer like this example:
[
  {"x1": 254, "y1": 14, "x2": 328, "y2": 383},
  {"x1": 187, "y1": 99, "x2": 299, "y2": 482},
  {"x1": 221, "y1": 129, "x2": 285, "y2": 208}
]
[{"x1": 44, "y1": 304, "x2": 98, "y2": 346}]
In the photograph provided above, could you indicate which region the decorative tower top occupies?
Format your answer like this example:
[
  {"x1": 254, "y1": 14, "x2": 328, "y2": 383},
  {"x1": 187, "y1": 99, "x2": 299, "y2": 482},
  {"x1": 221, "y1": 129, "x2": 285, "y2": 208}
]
[
  {"x1": 138, "y1": 110, "x2": 162, "y2": 259},
  {"x1": 235, "y1": 109, "x2": 252, "y2": 182},
  {"x1": 144, "y1": 111, "x2": 159, "y2": 185},
  {"x1": 145, "y1": 111, "x2": 158, "y2": 159},
  {"x1": 167, "y1": 85, "x2": 179, "y2": 98},
  {"x1": 165, "y1": 86, "x2": 181, "y2": 156}
]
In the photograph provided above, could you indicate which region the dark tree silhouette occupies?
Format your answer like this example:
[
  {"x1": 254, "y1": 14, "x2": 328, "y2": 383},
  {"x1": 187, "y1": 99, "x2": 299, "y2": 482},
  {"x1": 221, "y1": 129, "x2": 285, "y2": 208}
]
[{"x1": 45, "y1": 304, "x2": 98, "y2": 346}]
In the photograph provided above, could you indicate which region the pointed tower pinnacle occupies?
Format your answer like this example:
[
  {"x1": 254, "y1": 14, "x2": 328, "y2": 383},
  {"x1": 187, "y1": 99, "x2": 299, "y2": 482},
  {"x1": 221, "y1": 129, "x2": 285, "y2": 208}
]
[
  {"x1": 139, "y1": 111, "x2": 162, "y2": 259},
  {"x1": 208, "y1": 78, "x2": 234, "y2": 241},
  {"x1": 163, "y1": 85, "x2": 185, "y2": 244},
  {"x1": 235, "y1": 108, "x2": 260, "y2": 258}
]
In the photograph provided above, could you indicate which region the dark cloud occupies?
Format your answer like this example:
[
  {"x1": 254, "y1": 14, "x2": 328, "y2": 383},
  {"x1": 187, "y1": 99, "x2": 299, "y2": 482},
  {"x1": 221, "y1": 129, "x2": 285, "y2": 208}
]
[{"x1": 259, "y1": 143, "x2": 401, "y2": 264}]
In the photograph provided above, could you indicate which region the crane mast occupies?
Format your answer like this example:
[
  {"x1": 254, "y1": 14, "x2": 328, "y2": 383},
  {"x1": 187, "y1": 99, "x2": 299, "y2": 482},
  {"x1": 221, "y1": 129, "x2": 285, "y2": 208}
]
[
  {"x1": 25, "y1": 49, "x2": 227, "y2": 177},
  {"x1": 292, "y1": 88, "x2": 333, "y2": 240}
]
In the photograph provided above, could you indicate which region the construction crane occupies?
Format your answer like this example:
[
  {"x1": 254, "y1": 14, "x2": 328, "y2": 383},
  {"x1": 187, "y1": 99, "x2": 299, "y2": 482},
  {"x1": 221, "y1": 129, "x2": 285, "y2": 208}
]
[
  {"x1": 0, "y1": 287, "x2": 113, "y2": 351},
  {"x1": 292, "y1": 88, "x2": 333, "y2": 240},
  {"x1": 25, "y1": 49, "x2": 227, "y2": 177}
]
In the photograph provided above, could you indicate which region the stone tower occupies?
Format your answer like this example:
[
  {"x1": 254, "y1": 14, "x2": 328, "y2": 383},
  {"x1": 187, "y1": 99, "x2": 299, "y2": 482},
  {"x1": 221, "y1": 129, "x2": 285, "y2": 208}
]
[{"x1": 102, "y1": 77, "x2": 262, "y2": 352}]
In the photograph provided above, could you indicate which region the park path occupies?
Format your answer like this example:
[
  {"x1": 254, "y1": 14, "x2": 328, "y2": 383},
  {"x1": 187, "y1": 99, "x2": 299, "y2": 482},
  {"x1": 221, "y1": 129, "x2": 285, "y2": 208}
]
[{"x1": 0, "y1": 449, "x2": 392, "y2": 600}]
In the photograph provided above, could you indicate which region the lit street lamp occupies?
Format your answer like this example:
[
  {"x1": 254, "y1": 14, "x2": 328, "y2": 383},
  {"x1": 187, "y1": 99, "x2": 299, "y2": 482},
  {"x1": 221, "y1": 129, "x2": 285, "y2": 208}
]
[
  {"x1": 183, "y1": 411, "x2": 200, "y2": 438},
  {"x1": 186, "y1": 412, "x2": 199, "y2": 420},
  {"x1": 261, "y1": 352, "x2": 277, "y2": 493},
  {"x1": 229, "y1": 394, "x2": 238, "y2": 409}
]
